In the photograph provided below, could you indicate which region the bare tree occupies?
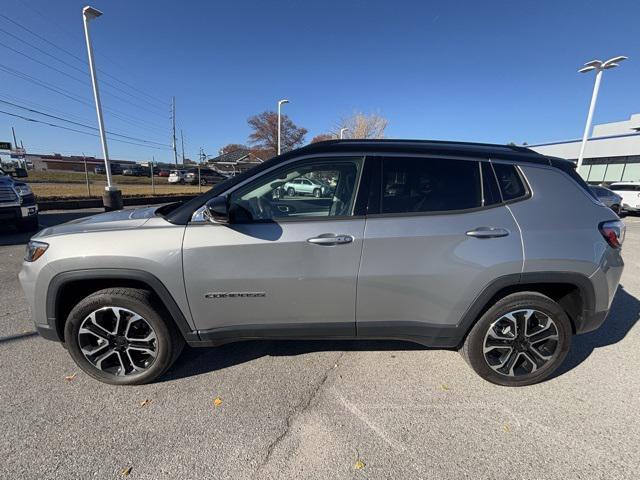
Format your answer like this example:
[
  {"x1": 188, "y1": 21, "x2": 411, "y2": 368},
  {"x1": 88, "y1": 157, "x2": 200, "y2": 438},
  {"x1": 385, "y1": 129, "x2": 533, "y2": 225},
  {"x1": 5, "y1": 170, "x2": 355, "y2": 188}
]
[
  {"x1": 337, "y1": 111, "x2": 388, "y2": 139},
  {"x1": 247, "y1": 111, "x2": 307, "y2": 157},
  {"x1": 219, "y1": 143, "x2": 248, "y2": 155},
  {"x1": 310, "y1": 133, "x2": 335, "y2": 144}
]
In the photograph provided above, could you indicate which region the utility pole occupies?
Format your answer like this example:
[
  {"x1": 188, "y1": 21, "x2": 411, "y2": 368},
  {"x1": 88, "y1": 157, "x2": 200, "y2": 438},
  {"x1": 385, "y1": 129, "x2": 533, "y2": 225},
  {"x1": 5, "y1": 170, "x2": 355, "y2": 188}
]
[
  {"x1": 172, "y1": 96, "x2": 178, "y2": 167},
  {"x1": 181, "y1": 129, "x2": 186, "y2": 164},
  {"x1": 11, "y1": 127, "x2": 17, "y2": 146}
]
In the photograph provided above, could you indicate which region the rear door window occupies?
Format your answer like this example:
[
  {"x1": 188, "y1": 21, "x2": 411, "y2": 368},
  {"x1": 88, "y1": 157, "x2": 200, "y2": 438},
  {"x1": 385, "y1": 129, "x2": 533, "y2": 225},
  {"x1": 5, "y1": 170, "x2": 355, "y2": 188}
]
[{"x1": 380, "y1": 157, "x2": 481, "y2": 214}]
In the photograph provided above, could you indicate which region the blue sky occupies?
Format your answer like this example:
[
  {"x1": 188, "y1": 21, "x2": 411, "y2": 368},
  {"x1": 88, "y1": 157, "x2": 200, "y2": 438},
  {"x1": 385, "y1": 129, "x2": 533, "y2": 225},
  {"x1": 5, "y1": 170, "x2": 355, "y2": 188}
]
[{"x1": 0, "y1": 0, "x2": 638, "y2": 163}]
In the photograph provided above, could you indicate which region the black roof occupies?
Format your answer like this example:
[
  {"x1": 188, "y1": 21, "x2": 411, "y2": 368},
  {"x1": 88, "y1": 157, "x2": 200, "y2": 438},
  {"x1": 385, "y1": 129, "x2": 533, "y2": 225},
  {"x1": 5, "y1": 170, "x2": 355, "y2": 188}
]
[
  {"x1": 278, "y1": 139, "x2": 564, "y2": 164},
  {"x1": 165, "y1": 138, "x2": 575, "y2": 224}
]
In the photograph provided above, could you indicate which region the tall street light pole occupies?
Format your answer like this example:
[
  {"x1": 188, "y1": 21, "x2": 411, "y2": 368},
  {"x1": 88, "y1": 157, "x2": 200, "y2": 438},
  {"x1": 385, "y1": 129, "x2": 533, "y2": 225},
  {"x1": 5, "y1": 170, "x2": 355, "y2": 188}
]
[
  {"x1": 277, "y1": 99, "x2": 289, "y2": 155},
  {"x1": 82, "y1": 5, "x2": 122, "y2": 211},
  {"x1": 576, "y1": 55, "x2": 627, "y2": 170},
  {"x1": 339, "y1": 127, "x2": 349, "y2": 139}
]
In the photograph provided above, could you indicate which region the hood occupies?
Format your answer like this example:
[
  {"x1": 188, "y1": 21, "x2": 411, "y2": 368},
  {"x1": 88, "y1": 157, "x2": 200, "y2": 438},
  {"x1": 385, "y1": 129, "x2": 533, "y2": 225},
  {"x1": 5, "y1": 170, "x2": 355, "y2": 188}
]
[
  {"x1": 35, "y1": 206, "x2": 159, "y2": 238},
  {"x1": 0, "y1": 175, "x2": 15, "y2": 186}
]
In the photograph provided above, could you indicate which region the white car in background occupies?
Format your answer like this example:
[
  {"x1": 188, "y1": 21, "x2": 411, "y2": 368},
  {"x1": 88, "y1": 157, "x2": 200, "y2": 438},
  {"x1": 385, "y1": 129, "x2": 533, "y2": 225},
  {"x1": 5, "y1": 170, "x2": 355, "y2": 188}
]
[
  {"x1": 282, "y1": 177, "x2": 330, "y2": 198},
  {"x1": 168, "y1": 169, "x2": 187, "y2": 184},
  {"x1": 609, "y1": 182, "x2": 640, "y2": 212}
]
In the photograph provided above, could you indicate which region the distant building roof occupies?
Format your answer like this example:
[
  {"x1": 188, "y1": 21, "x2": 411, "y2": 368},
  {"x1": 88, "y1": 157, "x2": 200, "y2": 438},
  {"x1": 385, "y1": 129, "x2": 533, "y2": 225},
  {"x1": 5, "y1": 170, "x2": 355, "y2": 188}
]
[{"x1": 208, "y1": 149, "x2": 263, "y2": 164}]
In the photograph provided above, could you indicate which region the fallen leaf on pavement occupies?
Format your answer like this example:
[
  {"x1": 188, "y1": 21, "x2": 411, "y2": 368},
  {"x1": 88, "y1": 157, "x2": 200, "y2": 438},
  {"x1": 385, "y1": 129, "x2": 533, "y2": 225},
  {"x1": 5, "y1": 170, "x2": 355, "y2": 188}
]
[
  {"x1": 64, "y1": 373, "x2": 76, "y2": 382},
  {"x1": 213, "y1": 396, "x2": 223, "y2": 407},
  {"x1": 354, "y1": 459, "x2": 366, "y2": 470},
  {"x1": 140, "y1": 399, "x2": 152, "y2": 407},
  {"x1": 121, "y1": 466, "x2": 132, "y2": 476},
  {"x1": 440, "y1": 384, "x2": 450, "y2": 391},
  {"x1": 502, "y1": 423, "x2": 510, "y2": 432}
]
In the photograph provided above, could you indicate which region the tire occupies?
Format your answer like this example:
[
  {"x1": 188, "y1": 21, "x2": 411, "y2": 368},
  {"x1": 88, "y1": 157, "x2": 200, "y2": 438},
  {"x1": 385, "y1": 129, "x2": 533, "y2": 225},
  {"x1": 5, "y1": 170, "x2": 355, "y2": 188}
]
[
  {"x1": 460, "y1": 292, "x2": 572, "y2": 387},
  {"x1": 313, "y1": 188, "x2": 321, "y2": 198},
  {"x1": 17, "y1": 215, "x2": 39, "y2": 232},
  {"x1": 64, "y1": 288, "x2": 184, "y2": 385},
  {"x1": 287, "y1": 187, "x2": 295, "y2": 196}
]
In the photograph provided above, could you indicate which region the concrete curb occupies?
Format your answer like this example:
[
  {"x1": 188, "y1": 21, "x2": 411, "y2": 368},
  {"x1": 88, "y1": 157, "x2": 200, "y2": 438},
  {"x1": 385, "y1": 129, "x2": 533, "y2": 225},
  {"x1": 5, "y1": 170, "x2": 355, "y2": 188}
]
[{"x1": 37, "y1": 194, "x2": 197, "y2": 211}]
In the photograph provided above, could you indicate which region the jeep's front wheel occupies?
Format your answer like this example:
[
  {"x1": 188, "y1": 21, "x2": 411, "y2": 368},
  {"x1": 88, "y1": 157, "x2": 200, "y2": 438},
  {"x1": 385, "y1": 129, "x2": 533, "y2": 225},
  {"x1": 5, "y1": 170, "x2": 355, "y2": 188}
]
[
  {"x1": 64, "y1": 288, "x2": 184, "y2": 385},
  {"x1": 461, "y1": 292, "x2": 572, "y2": 387}
]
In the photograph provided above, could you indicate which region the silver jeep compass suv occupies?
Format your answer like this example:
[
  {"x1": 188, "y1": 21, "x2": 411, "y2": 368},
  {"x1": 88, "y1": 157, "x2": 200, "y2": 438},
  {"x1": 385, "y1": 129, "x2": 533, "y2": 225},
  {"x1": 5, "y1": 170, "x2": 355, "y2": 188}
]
[{"x1": 19, "y1": 140, "x2": 625, "y2": 387}]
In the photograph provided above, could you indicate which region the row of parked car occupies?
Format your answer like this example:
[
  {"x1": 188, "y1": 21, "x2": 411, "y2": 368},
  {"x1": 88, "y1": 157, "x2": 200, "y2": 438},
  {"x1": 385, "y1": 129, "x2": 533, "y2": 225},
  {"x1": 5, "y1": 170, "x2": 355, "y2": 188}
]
[
  {"x1": 167, "y1": 168, "x2": 227, "y2": 185},
  {"x1": 94, "y1": 165, "x2": 227, "y2": 186},
  {"x1": 589, "y1": 182, "x2": 640, "y2": 214}
]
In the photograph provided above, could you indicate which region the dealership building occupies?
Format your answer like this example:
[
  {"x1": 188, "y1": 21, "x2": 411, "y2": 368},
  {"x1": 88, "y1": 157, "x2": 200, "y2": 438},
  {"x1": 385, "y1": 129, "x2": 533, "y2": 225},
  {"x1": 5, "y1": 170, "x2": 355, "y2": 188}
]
[{"x1": 530, "y1": 113, "x2": 640, "y2": 184}]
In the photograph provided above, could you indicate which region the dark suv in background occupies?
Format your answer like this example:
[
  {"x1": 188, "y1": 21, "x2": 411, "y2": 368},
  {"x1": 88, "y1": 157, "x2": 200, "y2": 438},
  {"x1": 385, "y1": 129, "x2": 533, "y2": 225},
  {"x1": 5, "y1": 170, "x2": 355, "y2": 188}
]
[{"x1": 0, "y1": 166, "x2": 38, "y2": 231}]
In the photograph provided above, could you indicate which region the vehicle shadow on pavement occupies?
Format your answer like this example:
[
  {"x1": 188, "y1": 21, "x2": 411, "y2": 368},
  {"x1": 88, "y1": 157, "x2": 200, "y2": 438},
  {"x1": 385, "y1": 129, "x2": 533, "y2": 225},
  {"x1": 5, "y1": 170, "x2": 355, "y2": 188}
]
[
  {"x1": 0, "y1": 211, "x2": 93, "y2": 246},
  {"x1": 553, "y1": 285, "x2": 640, "y2": 378},
  {"x1": 161, "y1": 339, "x2": 425, "y2": 383},
  {"x1": 162, "y1": 286, "x2": 640, "y2": 383}
]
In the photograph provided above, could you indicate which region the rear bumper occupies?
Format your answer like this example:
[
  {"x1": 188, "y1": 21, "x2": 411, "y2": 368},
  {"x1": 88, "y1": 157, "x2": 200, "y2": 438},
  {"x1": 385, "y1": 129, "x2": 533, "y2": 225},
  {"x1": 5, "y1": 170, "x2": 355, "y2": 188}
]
[{"x1": 577, "y1": 246, "x2": 624, "y2": 334}]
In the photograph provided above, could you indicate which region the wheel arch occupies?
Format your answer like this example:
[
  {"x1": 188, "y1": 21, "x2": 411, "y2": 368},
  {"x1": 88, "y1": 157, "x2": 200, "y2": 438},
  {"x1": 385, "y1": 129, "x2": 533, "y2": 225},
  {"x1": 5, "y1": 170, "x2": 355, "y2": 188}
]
[
  {"x1": 457, "y1": 272, "x2": 596, "y2": 345},
  {"x1": 46, "y1": 269, "x2": 197, "y2": 344}
]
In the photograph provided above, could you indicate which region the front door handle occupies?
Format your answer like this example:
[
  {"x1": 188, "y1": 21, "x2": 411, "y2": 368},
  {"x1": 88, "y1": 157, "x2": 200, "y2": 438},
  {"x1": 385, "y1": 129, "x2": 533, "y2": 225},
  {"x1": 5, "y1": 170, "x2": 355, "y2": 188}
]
[
  {"x1": 307, "y1": 234, "x2": 354, "y2": 246},
  {"x1": 466, "y1": 227, "x2": 510, "y2": 238}
]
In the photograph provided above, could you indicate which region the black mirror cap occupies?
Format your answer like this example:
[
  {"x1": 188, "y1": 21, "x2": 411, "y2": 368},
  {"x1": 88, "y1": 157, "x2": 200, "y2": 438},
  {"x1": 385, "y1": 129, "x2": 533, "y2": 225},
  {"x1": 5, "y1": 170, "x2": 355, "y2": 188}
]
[{"x1": 204, "y1": 196, "x2": 229, "y2": 224}]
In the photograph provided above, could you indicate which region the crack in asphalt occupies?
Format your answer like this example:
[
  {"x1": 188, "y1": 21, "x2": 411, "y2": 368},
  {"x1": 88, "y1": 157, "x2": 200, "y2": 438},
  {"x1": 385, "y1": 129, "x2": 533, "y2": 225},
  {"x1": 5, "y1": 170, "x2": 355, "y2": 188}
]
[
  {"x1": 0, "y1": 308, "x2": 29, "y2": 318},
  {"x1": 256, "y1": 351, "x2": 346, "y2": 474}
]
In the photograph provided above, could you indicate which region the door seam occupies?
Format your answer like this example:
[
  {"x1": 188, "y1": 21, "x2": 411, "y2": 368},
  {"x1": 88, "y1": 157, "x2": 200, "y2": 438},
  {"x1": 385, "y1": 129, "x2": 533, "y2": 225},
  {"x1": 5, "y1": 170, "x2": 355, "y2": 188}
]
[
  {"x1": 505, "y1": 204, "x2": 525, "y2": 274},
  {"x1": 354, "y1": 218, "x2": 368, "y2": 336}
]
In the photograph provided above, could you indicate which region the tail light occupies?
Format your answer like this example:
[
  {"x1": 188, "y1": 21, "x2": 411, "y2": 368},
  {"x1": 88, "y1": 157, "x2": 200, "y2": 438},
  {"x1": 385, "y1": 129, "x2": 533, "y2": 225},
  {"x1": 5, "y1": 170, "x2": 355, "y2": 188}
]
[{"x1": 599, "y1": 220, "x2": 625, "y2": 249}]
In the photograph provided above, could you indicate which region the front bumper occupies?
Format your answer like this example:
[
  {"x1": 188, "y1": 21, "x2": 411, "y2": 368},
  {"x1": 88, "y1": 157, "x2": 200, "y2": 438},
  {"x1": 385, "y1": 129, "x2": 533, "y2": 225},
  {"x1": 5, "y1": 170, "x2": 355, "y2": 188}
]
[{"x1": 0, "y1": 203, "x2": 38, "y2": 221}]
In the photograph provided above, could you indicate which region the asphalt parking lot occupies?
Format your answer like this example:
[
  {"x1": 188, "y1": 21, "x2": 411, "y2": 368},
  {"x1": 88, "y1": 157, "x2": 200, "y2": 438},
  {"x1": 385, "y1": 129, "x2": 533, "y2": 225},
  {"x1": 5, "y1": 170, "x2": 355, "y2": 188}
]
[{"x1": 1, "y1": 210, "x2": 639, "y2": 479}]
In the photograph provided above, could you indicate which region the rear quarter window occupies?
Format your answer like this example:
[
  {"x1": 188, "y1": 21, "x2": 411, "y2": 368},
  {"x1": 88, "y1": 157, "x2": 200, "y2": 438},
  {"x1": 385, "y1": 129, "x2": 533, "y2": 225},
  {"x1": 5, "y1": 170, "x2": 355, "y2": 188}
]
[{"x1": 492, "y1": 163, "x2": 528, "y2": 201}]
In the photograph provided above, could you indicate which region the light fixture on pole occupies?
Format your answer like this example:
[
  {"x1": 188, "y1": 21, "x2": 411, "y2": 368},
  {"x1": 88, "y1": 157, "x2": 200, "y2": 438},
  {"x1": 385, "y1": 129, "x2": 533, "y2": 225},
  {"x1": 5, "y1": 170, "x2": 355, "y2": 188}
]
[
  {"x1": 339, "y1": 127, "x2": 349, "y2": 139},
  {"x1": 277, "y1": 99, "x2": 289, "y2": 155},
  {"x1": 576, "y1": 55, "x2": 627, "y2": 170},
  {"x1": 82, "y1": 5, "x2": 122, "y2": 211}
]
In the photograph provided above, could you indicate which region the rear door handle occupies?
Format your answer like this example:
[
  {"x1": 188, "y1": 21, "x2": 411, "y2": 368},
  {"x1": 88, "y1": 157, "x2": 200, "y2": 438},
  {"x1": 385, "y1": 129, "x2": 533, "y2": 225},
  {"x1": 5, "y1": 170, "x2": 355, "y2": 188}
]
[
  {"x1": 466, "y1": 227, "x2": 510, "y2": 238},
  {"x1": 307, "y1": 234, "x2": 354, "y2": 246}
]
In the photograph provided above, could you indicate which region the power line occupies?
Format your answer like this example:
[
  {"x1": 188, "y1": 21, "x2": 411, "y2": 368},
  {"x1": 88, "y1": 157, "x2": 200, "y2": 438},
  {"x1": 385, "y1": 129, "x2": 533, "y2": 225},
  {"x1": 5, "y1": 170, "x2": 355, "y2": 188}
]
[
  {"x1": 0, "y1": 11, "x2": 168, "y2": 107},
  {"x1": 0, "y1": 62, "x2": 169, "y2": 132},
  {"x1": 0, "y1": 108, "x2": 173, "y2": 151},
  {"x1": 0, "y1": 38, "x2": 169, "y2": 118},
  {"x1": 0, "y1": 90, "x2": 100, "y2": 125},
  {"x1": 0, "y1": 27, "x2": 169, "y2": 115},
  {"x1": 0, "y1": 99, "x2": 171, "y2": 147}
]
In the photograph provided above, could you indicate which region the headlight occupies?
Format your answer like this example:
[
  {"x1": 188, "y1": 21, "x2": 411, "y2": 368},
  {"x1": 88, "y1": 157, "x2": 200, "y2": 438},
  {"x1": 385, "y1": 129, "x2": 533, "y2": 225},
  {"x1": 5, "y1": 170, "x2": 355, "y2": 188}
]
[
  {"x1": 24, "y1": 241, "x2": 48, "y2": 262},
  {"x1": 14, "y1": 184, "x2": 32, "y2": 196}
]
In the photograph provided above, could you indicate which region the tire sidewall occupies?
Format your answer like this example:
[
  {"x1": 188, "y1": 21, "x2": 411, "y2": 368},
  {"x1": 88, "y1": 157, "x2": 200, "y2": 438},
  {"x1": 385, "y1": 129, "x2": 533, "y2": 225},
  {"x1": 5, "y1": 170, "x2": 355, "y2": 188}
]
[
  {"x1": 464, "y1": 293, "x2": 572, "y2": 387},
  {"x1": 64, "y1": 290, "x2": 177, "y2": 385}
]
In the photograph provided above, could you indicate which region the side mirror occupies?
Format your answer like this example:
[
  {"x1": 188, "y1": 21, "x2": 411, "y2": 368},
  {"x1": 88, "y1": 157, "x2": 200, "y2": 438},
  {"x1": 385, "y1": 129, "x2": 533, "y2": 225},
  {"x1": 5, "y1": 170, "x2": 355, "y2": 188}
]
[{"x1": 203, "y1": 196, "x2": 229, "y2": 224}]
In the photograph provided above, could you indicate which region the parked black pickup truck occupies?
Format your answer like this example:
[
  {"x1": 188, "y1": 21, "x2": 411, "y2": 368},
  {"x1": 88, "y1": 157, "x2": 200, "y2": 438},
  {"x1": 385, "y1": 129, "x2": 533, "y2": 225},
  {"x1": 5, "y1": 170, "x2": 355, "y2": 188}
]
[{"x1": 0, "y1": 166, "x2": 38, "y2": 231}]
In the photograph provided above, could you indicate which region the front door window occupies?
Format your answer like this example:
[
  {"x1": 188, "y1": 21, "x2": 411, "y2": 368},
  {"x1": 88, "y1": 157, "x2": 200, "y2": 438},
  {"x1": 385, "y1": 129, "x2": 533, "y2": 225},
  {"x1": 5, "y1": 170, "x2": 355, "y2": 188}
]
[{"x1": 228, "y1": 158, "x2": 363, "y2": 221}]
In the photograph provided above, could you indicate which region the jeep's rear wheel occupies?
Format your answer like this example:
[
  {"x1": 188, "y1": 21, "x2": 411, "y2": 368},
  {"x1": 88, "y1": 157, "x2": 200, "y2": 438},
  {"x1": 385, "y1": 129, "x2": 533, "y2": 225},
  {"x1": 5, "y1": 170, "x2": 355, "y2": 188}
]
[
  {"x1": 461, "y1": 292, "x2": 571, "y2": 387},
  {"x1": 64, "y1": 288, "x2": 184, "y2": 385}
]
